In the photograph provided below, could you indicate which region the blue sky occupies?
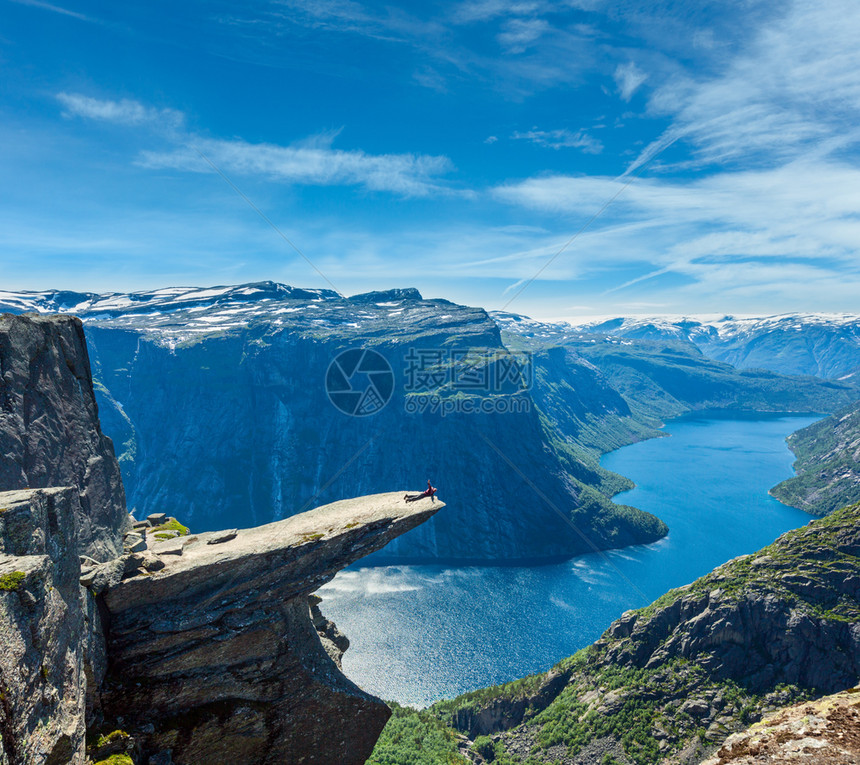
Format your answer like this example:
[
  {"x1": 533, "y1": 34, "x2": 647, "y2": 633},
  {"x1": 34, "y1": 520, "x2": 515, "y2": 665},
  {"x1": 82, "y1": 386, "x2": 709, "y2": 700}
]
[{"x1": 2, "y1": 0, "x2": 860, "y2": 320}]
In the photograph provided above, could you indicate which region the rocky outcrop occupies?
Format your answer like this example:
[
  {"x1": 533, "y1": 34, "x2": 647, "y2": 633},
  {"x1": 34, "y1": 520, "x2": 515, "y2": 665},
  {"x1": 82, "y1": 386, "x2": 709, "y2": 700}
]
[
  {"x1": 449, "y1": 669, "x2": 572, "y2": 739},
  {"x1": 435, "y1": 502, "x2": 860, "y2": 764},
  {"x1": 98, "y1": 493, "x2": 442, "y2": 765},
  {"x1": 599, "y1": 524, "x2": 860, "y2": 695},
  {"x1": 0, "y1": 314, "x2": 128, "y2": 560},
  {"x1": 0, "y1": 487, "x2": 103, "y2": 765},
  {"x1": 1, "y1": 484, "x2": 441, "y2": 765},
  {"x1": 702, "y1": 687, "x2": 860, "y2": 764}
]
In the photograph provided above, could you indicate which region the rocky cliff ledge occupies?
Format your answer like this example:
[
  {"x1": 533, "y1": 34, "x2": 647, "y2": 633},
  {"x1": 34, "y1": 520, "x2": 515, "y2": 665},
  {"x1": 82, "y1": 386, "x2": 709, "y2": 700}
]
[
  {"x1": 97, "y1": 493, "x2": 442, "y2": 765},
  {"x1": 1, "y1": 485, "x2": 441, "y2": 765},
  {"x1": 0, "y1": 487, "x2": 104, "y2": 765}
]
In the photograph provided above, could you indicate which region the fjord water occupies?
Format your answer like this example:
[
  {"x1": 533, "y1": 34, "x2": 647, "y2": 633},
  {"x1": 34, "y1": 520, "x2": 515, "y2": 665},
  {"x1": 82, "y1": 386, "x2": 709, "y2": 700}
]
[{"x1": 319, "y1": 412, "x2": 820, "y2": 707}]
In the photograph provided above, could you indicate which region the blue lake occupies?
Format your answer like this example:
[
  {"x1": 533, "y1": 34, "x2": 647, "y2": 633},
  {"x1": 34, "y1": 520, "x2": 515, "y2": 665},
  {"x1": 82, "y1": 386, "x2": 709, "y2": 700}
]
[{"x1": 318, "y1": 411, "x2": 821, "y2": 707}]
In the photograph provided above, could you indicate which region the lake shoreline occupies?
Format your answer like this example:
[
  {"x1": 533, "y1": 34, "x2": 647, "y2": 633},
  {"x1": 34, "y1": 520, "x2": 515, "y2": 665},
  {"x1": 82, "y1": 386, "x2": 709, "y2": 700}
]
[{"x1": 320, "y1": 411, "x2": 823, "y2": 707}]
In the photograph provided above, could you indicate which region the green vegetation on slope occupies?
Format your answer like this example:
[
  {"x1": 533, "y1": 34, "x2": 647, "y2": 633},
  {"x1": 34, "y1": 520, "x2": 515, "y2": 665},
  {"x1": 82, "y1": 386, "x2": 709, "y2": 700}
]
[
  {"x1": 366, "y1": 703, "x2": 468, "y2": 765},
  {"x1": 771, "y1": 399, "x2": 860, "y2": 515},
  {"x1": 149, "y1": 518, "x2": 189, "y2": 536}
]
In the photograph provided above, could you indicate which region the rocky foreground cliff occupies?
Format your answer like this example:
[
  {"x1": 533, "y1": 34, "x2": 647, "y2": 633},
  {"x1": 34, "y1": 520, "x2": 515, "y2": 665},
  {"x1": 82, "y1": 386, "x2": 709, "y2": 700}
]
[
  {"x1": 387, "y1": 501, "x2": 860, "y2": 765},
  {"x1": 701, "y1": 686, "x2": 860, "y2": 764},
  {"x1": 0, "y1": 314, "x2": 441, "y2": 765}
]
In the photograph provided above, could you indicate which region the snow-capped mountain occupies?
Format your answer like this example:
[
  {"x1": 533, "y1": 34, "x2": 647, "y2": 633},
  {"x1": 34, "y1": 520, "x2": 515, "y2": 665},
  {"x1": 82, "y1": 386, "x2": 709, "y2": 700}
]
[
  {"x1": 0, "y1": 283, "x2": 459, "y2": 346},
  {"x1": 493, "y1": 311, "x2": 860, "y2": 379},
  {"x1": 0, "y1": 282, "x2": 340, "y2": 316}
]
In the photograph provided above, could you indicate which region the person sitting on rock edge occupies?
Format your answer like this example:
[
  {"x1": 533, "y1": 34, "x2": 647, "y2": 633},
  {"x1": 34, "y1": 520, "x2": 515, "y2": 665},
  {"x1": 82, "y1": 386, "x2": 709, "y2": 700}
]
[{"x1": 405, "y1": 480, "x2": 437, "y2": 503}]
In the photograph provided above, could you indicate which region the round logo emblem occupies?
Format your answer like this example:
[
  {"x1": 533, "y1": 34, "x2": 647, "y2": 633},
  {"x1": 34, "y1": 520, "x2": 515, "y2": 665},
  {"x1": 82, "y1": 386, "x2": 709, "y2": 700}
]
[{"x1": 325, "y1": 348, "x2": 395, "y2": 416}]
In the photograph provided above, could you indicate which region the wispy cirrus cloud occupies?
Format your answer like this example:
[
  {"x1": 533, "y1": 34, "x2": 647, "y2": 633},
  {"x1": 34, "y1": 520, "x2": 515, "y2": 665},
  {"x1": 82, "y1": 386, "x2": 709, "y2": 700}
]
[
  {"x1": 487, "y1": 1, "x2": 860, "y2": 311},
  {"x1": 495, "y1": 160, "x2": 860, "y2": 256},
  {"x1": 512, "y1": 127, "x2": 602, "y2": 153},
  {"x1": 140, "y1": 138, "x2": 455, "y2": 196},
  {"x1": 57, "y1": 93, "x2": 185, "y2": 130},
  {"x1": 636, "y1": 1, "x2": 860, "y2": 170},
  {"x1": 497, "y1": 17, "x2": 549, "y2": 52},
  {"x1": 493, "y1": 156, "x2": 860, "y2": 306},
  {"x1": 58, "y1": 93, "x2": 455, "y2": 196},
  {"x1": 453, "y1": 0, "x2": 546, "y2": 24},
  {"x1": 613, "y1": 62, "x2": 646, "y2": 101},
  {"x1": 8, "y1": 0, "x2": 95, "y2": 22}
]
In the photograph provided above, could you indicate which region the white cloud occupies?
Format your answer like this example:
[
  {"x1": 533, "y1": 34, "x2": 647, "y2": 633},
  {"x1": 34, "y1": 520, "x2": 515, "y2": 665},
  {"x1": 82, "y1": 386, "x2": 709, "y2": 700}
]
[
  {"x1": 8, "y1": 0, "x2": 94, "y2": 21},
  {"x1": 492, "y1": 156, "x2": 860, "y2": 306},
  {"x1": 57, "y1": 93, "x2": 184, "y2": 130},
  {"x1": 613, "y1": 62, "x2": 647, "y2": 101},
  {"x1": 452, "y1": 0, "x2": 601, "y2": 24},
  {"x1": 512, "y1": 127, "x2": 602, "y2": 153},
  {"x1": 58, "y1": 92, "x2": 454, "y2": 196},
  {"x1": 637, "y1": 1, "x2": 860, "y2": 169},
  {"x1": 497, "y1": 17, "x2": 549, "y2": 52},
  {"x1": 140, "y1": 137, "x2": 454, "y2": 196},
  {"x1": 495, "y1": 161, "x2": 860, "y2": 247},
  {"x1": 482, "y1": 2, "x2": 860, "y2": 311},
  {"x1": 454, "y1": 0, "x2": 544, "y2": 23}
]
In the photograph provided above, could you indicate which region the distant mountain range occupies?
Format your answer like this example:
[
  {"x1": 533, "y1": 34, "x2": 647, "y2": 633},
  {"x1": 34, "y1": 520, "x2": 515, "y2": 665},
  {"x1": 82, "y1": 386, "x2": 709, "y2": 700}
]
[
  {"x1": 2, "y1": 283, "x2": 857, "y2": 561},
  {"x1": 493, "y1": 311, "x2": 860, "y2": 379},
  {"x1": 4, "y1": 286, "x2": 857, "y2": 379}
]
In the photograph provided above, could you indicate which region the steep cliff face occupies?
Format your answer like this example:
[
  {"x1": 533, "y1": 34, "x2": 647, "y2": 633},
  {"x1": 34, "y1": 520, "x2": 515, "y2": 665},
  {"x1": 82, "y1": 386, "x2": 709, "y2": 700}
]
[
  {"x1": 771, "y1": 399, "x2": 860, "y2": 515},
  {"x1": 0, "y1": 314, "x2": 128, "y2": 560},
  {"x1": 0, "y1": 487, "x2": 102, "y2": 765},
  {"x1": 428, "y1": 502, "x2": 860, "y2": 765},
  {"x1": 54, "y1": 283, "x2": 666, "y2": 562}
]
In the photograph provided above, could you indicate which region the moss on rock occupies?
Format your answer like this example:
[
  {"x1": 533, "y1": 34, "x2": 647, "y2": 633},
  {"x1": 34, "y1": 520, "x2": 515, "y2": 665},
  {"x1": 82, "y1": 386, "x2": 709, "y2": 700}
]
[{"x1": 0, "y1": 571, "x2": 26, "y2": 591}]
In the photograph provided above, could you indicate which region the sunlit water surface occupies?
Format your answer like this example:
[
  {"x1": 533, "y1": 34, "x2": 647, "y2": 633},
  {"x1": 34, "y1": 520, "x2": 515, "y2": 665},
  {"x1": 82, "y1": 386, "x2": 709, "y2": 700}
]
[{"x1": 319, "y1": 411, "x2": 820, "y2": 707}]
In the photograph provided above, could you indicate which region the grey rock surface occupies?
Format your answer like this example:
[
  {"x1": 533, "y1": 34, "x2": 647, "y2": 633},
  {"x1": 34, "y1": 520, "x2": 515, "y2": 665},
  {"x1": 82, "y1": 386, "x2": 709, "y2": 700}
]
[
  {"x1": 100, "y1": 492, "x2": 443, "y2": 765},
  {"x1": 0, "y1": 314, "x2": 128, "y2": 560},
  {"x1": 206, "y1": 528, "x2": 237, "y2": 544},
  {"x1": 701, "y1": 686, "x2": 860, "y2": 765},
  {"x1": 0, "y1": 487, "x2": 97, "y2": 765},
  {"x1": 0, "y1": 310, "x2": 439, "y2": 765}
]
